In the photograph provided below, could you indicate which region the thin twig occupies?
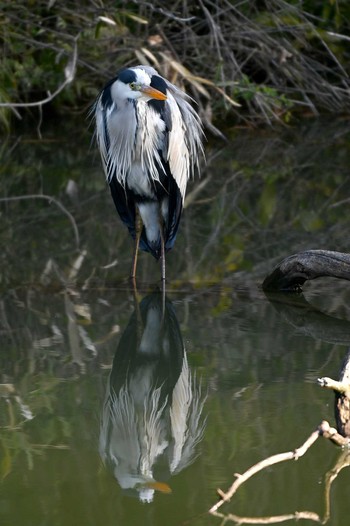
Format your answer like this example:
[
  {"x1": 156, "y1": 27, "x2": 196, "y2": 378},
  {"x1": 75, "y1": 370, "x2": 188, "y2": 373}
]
[
  {"x1": 209, "y1": 424, "x2": 322, "y2": 514},
  {"x1": 0, "y1": 194, "x2": 80, "y2": 249},
  {"x1": 130, "y1": 0, "x2": 196, "y2": 22},
  {"x1": 209, "y1": 419, "x2": 349, "y2": 517},
  {"x1": 318, "y1": 376, "x2": 350, "y2": 397},
  {"x1": 327, "y1": 31, "x2": 350, "y2": 43},
  {"x1": 0, "y1": 38, "x2": 78, "y2": 110},
  {"x1": 211, "y1": 510, "x2": 321, "y2": 524}
]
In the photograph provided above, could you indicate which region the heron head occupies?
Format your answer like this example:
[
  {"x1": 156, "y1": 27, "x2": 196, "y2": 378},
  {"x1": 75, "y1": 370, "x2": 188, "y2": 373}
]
[{"x1": 114, "y1": 67, "x2": 167, "y2": 102}]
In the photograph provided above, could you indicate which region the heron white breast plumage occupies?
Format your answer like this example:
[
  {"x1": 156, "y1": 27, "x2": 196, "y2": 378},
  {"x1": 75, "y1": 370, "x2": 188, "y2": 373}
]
[{"x1": 94, "y1": 65, "x2": 203, "y2": 281}]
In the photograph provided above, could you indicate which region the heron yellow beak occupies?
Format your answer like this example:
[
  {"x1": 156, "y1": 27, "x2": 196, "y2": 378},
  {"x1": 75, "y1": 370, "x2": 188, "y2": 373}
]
[
  {"x1": 140, "y1": 85, "x2": 167, "y2": 100},
  {"x1": 143, "y1": 481, "x2": 172, "y2": 493}
]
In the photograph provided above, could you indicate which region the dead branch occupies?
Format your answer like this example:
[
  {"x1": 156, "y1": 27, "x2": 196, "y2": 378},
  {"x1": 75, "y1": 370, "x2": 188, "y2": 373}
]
[
  {"x1": 262, "y1": 250, "x2": 350, "y2": 291},
  {"x1": 211, "y1": 510, "x2": 321, "y2": 525},
  {"x1": 318, "y1": 420, "x2": 350, "y2": 447},
  {"x1": 319, "y1": 348, "x2": 350, "y2": 438},
  {"x1": 0, "y1": 39, "x2": 77, "y2": 111},
  {"x1": 209, "y1": 420, "x2": 349, "y2": 517},
  {"x1": 0, "y1": 194, "x2": 80, "y2": 249},
  {"x1": 323, "y1": 450, "x2": 350, "y2": 523},
  {"x1": 209, "y1": 426, "x2": 320, "y2": 514},
  {"x1": 216, "y1": 254, "x2": 350, "y2": 524},
  {"x1": 211, "y1": 447, "x2": 350, "y2": 525},
  {"x1": 318, "y1": 377, "x2": 350, "y2": 397}
]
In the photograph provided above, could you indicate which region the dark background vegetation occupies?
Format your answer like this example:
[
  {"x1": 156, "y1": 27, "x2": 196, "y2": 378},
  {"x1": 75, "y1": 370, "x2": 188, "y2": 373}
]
[{"x1": 1, "y1": 0, "x2": 350, "y2": 132}]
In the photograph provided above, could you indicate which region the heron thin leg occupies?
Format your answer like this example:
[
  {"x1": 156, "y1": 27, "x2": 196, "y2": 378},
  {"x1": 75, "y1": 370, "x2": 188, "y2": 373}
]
[
  {"x1": 160, "y1": 225, "x2": 166, "y2": 282},
  {"x1": 129, "y1": 277, "x2": 143, "y2": 345},
  {"x1": 161, "y1": 276, "x2": 166, "y2": 320},
  {"x1": 131, "y1": 206, "x2": 142, "y2": 280}
]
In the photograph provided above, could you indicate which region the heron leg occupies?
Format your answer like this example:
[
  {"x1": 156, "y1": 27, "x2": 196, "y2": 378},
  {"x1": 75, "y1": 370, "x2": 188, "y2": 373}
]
[
  {"x1": 131, "y1": 206, "x2": 143, "y2": 280},
  {"x1": 159, "y1": 223, "x2": 166, "y2": 282},
  {"x1": 130, "y1": 277, "x2": 143, "y2": 345},
  {"x1": 161, "y1": 274, "x2": 166, "y2": 320}
]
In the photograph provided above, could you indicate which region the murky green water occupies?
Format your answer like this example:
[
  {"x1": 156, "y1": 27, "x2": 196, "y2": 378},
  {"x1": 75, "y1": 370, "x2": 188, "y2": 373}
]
[{"x1": 1, "y1": 118, "x2": 350, "y2": 525}]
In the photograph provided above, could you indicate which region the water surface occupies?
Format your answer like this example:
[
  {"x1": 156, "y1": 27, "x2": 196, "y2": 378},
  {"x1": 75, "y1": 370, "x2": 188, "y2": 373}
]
[{"x1": 1, "y1": 117, "x2": 350, "y2": 525}]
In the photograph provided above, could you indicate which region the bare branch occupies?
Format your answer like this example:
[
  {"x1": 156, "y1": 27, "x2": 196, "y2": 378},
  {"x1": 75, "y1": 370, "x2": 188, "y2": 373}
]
[
  {"x1": 0, "y1": 38, "x2": 78, "y2": 110},
  {"x1": 318, "y1": 420, "x2": 350, "y2": 447},
  {"x1": 209, "y1": 427, "x2": 321, "y2": 514},
  {"x1": 211, "y1": 510, "x2": 321, "y2": 525},
  {"x1": 209, "y1": 420, "x2": 349, "y2": 516},
  {"x1": 318, "y1": 377, "x2": 350, "y2": 397},
  {"x1": 130, "y1": 0, "x2": 196, "y2": 22},
  {"x1": 0, "y1": 194, "x2": 80, "y2": 249},
  {"x1": 327, "y1": 31, "x2": 350, "y2": 43}
]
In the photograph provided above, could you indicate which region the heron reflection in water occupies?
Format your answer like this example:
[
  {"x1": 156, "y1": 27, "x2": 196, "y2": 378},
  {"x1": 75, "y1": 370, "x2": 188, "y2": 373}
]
[{"x1": 99, "y1": 291, "x2": 207, "y2": 502}]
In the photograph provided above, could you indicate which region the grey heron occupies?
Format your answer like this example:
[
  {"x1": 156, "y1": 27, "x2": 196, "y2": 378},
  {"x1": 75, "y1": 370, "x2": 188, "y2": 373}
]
[{"x1": 94, "y1": 65, "x2": 203, "y2": 281}]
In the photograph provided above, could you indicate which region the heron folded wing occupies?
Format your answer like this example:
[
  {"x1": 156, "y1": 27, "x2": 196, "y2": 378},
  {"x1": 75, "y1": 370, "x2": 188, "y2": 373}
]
[
  {"x1": 164, "y1": 176, "x2": 183, "y2": 252},
  {"x1": 109, "y1": 177, "x2": 136, "y2": 240}
]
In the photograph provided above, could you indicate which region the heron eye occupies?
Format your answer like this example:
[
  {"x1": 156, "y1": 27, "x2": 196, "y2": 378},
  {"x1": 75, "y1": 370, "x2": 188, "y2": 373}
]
[{"x1": 129, "y1": 82, "x2": 136, "y2": 90}]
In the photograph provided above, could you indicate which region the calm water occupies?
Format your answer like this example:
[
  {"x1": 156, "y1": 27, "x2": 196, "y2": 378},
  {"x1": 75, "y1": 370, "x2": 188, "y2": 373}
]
[{"x1": 1, "y1": 117, "x2": 350, "y2": 526}]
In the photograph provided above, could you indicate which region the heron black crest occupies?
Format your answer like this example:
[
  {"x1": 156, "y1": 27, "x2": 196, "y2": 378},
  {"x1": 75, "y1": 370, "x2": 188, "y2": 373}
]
[
  {"x1": 148, "y1": 75, "x2": 167, "y2": 117},
  {"x1": 94, "y1": 65, "x2": 204, "y2": 281},
  {"x1": 118, "y1": 68, "x2": 137, "y2": 85}
]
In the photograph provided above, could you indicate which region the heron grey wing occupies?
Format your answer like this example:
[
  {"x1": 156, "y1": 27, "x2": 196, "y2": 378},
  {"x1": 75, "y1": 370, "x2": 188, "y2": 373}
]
[
  {"x1": 135, "y1": 64, "x2": 203, "y2": 165},
  {"x1": 95, "y1": 97, "x2": 110, "y2": 179},
  {"x1": 95, "y1": 91, "x2": 137, "y2": 186},
  {"x1": 164, "y1": 175, "x2": 183, "y2": 252},
  {"x1": 171, "y1": 90, "x2": 204, "y2": 173},
  {"x1": 135, "y1": 66, "x2": 203, "y2": 179},
  {"x1": 109, "y1": 175, "x2": 137, "y2": 241},
  {"x1": 164, "y1": 90, "x2": 203, "y2": 201}
]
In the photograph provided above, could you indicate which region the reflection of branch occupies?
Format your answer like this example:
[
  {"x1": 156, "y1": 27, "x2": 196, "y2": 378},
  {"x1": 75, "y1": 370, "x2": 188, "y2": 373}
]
[
  {"x1": 209, "y1": 421, "x2": 349, "y2": 517},
  {"x1": 0, "y1": 194, "x2": 80, "y2": 249},
  {"x1": 211, "y1": 510, "x2": 321, "y2": 525},
  {"x1": 264, "y1": 291, "x2": 350, "y2": 347},
  {"x1": 0, "y1": 39, "x2": 78, "y2": 110},
  {"x1": 323, "y1": 450, "x2": 350, "y2": 524}
]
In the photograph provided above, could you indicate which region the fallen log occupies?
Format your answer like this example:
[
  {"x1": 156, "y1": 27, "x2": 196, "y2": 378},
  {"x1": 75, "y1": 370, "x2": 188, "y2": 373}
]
[{"x1": 262, "y1": 250, "x2": 350, "y2": 291}]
